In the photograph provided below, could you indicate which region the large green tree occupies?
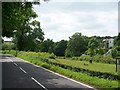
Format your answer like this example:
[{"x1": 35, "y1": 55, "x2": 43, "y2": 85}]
[
  {"x1": 2, "y1": 2, "x2": 44, "y2": 51},
  {"x1": 2, "y1": 2, "x2": 37, "y2": 37},
  {"x1": 40, "y1": 39, "x2": 54, "y2": 53},
  {"x1": 87, "y1": 37, "x2": 99, "y2": 56},
  {"x1": 16, "y1": 20, "x2": 44, "y2": 51},
  {"x1": 65, "y1": 33, "x2": 88, "y2": 57},
  {"x1": 54, "y1": 40, "x2": 68, "y2": 56}
]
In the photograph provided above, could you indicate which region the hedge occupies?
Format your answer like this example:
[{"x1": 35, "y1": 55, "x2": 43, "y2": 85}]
[{"x1": 40, "y1": 58, "x2": 118, "y2": 80}]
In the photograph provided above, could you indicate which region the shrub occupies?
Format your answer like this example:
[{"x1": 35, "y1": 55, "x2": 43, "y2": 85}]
[
  {"x1": 79, "y1": 54, "x2": 115, "y2": 64},
  {"x1": 49, "y1": 53, "x2": 56, "y2": 59},
  {"x1": 96, "y1": 48, "x2": 109, "y2": 55},
  {"x1": 111, "y1": 46, "x2": 120, "y2": 58},
  {"x1": 65, "y1": 49, "x2": 73, "y2": 57},
  {"x1": 79, "y1": 55, "x2": 91, "y2": 61},
  {"x1": 41, "y1": 63, "x2": 52, "y2": 69},
  {"x1": 71, "y1": 57, "x2": 79, "y2": 60}
]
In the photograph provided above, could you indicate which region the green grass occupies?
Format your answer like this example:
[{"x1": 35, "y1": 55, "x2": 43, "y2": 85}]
[{"x1": 49, "y1": 59, "x2": 117, "y2": 75}]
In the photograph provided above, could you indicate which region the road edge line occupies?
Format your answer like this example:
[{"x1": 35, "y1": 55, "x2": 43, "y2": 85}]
[{"x1": 31, "y1": 77, "x2": 48, "y2": 90}]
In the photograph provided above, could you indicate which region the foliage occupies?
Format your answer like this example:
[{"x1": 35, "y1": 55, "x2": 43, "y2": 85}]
[
  {"x1": 65, "y1": 49, "x2": 73, "y2": 57},
  {"x1": 2, "y1": 2, "x2": 37, "y2": 37},
  {"x1": 53, "y1": 40, "x2": 68, "y2": 56},
  {"x1": 65, "y1": 33, "x2": 88, "y2": 57},
  {"x1": 2, "y1": 50, "x2": 16, "y2": 56},
  {"x1": 40, "y1": 39, "x2": 54, "y2": 53},
  {"x1": 46, "y1": 59, "x2": 118, "y2": 80},
  {"x1": 111, "y1": 46, "x2": 120, "y2": 58},
  {"x1": 48, "y1": 58, "x2": 117, "y2": 75},
  {"x1": 87, "y1": 37, "x2": 99, "y2": 56},
  {"x1": 96, "y1": 48, "x2": 109, "y2": 55},
  {"x1": 2, "y1": 2, "x2": 44, "y2": 51},
  {"x1": 114, "y1": 33, "x2": 120, "y2": 46},
  {"x1": 88, "y1": 37, "x2": 99, "y2": 49},
  {"x1": 79, "y1": 55, "x2": 91, "y2": 61},
  {"x1": 2, "y1": 42, "x2": 15, "y2": 50},
  {"x1": 48, "y1": 53, "x2": 56, "y2": 59},
  {"x1": 79, "y1": 54, "x2": 115, "y2": 64}
]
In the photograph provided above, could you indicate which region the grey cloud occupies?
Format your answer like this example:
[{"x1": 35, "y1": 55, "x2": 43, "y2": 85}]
[{"x1": 33, "y1": 1, "x2": 118, "y2": 41}]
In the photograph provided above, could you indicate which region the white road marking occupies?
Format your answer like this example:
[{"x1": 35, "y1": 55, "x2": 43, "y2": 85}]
[
  {"x1": 14, "y1": 63, "x2": 18, "y2": 66},
  {"x1": 19, "y1": 67, "x2": 27, "y2": 74},
  {"x1": 9, "y1": 58, "x2": 13, "y2": 62},
  {"x1": 6, "y1": 57, "x2": 14, "y2": 63},
  {"x1": 16, "y1": 57, "x2": 95, "y2": 89},
  {"x1": 31, "y1": 77, "x2": 48, "y2": 90}
]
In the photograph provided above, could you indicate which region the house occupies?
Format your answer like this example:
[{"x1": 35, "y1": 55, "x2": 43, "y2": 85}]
[{"x1": 103, "y1": 37, "x2": 114, "y2": 48}]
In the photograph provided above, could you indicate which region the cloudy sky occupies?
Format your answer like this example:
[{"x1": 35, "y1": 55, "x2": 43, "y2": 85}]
[
  {"x1": 32, "y1": 0, "x2": 119, "y2": 42},
  {"x1": 34, "y1": 0, "x2": 118, "y2": 42}
]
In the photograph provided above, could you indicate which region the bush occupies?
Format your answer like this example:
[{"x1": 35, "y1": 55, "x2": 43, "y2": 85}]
[
  {"x1": 96, "y1": 48, "x2": 109, "y2": 55},
  {"x1": 111, "y1": 46, "x2": 120, "y2": 58},
  {"x1": 71, "y1": 57, "x2": 79, "y2": 60},
  {"x1": 39, "y1": 58, "x2": 118, "y2": 80},
  {"x1": 79, "y1": 54, "x2": 115, "y2": 64},
  {"x1": 41, "y1": 63, "x2": 52, "y2": 69},
  {"x1": 2, "y1": 42, "x2": 15, "y2": 50},
  {"x1": 79, "y1": 55, "x2": 91, "y2": 61},
  {"x1": 65, "y1": 49, "x2": 73, "y2": 57},
  {"x1": 49, "y1": 53, "x2": 56, "y2": 59},
  {"x1": 2, "y1": 50, "x2": 16, "y2": 56},
  {"x1": 93, "y1": 55, "x2": 115, "y2": 64}
]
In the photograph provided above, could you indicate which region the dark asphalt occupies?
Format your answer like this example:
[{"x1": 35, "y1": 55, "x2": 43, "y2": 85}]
[{"x1": 1, "y1": 54, "x2": 95, "y2": 89}]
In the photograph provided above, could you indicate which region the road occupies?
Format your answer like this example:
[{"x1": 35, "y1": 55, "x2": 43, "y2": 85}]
[{"x1": 1, "y1": 54, "x2": 95, "y2": 89}]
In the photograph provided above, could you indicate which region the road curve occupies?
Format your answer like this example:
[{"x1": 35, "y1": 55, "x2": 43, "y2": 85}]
[{"x1": 1, "y1": 54, "x2": 96, "y2": 90}]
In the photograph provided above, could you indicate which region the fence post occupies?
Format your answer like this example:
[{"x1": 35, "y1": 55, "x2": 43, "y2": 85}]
[{"x1": 116, "y1": 57, "x2": 120, "y2": 72}]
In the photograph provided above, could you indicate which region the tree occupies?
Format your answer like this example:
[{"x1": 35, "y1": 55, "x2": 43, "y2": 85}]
[
  {"x1": 112, "y1": 33, "x2": 120, "y2": 58},
  {"x1": 87, "y1": 37, "x2": 99, "y2": 56},
  {"x1": 2, "y1": 2, "x2": 37, "y2": 37},
  {"x1": 17, "y1": 20, "x2": 44, "y2": 51},
  {"x1": 65, "y1": 33, "x2": 88, "y2": 57},
  {"x1": 2, "y1": 2, "x2": 44, "y2": 51},
  {"x1": 111, "y1": 46, "x2": 120, "y2": 58},
  {"x1": 88, "y1": 38, "x2": 99, "y2": 49},
  {"x1": 114, "y1": 33, "x2": 120, "y2": 46},
  {"x1": 40, "y1": 39, "x2": 54, "y2": 53},
  {"x1": 54, "y1": 40, "x2": 68, "y2": 56}
]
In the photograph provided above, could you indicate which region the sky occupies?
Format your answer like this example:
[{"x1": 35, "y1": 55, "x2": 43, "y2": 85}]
[
  {"x1": 32, "y1": 0, "x2": 119, "y2": 42},
  {"x1": 3, "y1": 0, "x2": 119, "y2": 41}
]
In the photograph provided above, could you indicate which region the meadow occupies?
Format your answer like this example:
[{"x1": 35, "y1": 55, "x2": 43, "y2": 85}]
[{"x1": 48, "y1": 59, "x2": 117, "y2": 75}]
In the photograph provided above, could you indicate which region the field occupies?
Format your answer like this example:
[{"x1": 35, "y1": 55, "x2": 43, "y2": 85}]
[{"x1": 49, "y1": 59, "x2": 117, "y2": 75}]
